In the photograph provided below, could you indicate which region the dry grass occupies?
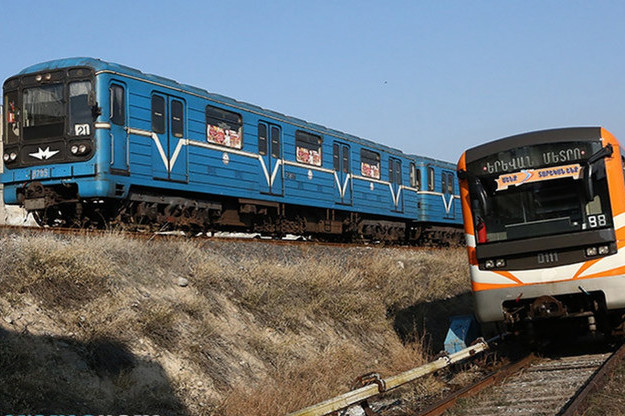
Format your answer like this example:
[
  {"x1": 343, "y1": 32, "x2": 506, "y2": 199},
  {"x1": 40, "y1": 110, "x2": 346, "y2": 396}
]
[{"x1": 0, "y1": 232, "x2": 471, "y2": 415}]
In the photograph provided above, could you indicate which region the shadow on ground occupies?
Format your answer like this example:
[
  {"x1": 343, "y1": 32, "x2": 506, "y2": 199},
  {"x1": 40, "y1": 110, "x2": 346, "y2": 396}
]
[
  {"x1": 0, "y1": 327, "x2": 188, "y2": 415},
  {"x1": 392, "y1": 292, "x2": 475, "y2": 353}
]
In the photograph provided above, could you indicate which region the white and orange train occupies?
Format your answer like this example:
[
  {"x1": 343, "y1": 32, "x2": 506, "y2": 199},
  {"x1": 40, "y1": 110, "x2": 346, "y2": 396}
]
[{"x1": 457, "y1": 127, "x2": 625, "y2": 334}]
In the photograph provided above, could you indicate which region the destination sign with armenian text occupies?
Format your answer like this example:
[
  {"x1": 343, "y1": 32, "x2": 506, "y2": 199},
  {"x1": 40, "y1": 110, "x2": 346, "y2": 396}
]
[{"x1": 495, "y1": 164, "x2": 582, "y2": 191}]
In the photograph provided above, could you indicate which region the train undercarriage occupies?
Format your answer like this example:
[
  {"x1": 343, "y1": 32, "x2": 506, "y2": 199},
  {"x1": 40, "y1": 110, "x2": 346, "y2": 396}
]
[{"x1": 16, "y1": 181, "x2": 464, "y2": 245}]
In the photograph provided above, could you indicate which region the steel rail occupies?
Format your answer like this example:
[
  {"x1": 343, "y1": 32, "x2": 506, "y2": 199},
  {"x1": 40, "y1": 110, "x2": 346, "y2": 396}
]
[
  {"x1": 560, "y1": 342, "x2": 625, "y2": 416},
  {"x1": 415, "y1": 354, "x2": 536, "y2": 416},
  {"x1": 286, "y1": 339, "x2": 491, "y2": 416}
]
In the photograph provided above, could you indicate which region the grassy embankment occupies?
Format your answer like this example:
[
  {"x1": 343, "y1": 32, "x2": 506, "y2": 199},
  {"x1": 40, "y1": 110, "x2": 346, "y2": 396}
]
[{"x1": 0, "y1": 232, "x2": 470, "y2": 415}]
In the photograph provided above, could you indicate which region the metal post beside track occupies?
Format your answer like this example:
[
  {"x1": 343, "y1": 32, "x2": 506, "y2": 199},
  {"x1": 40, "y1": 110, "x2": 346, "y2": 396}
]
[{"x1": 286, "y1": 338, "x2": 491, "y2": 416}]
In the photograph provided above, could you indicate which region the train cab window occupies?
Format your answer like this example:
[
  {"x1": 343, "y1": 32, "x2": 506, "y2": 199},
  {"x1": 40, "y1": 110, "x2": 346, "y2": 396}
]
[
  {"x1": 295, "y1": 130, "x2": 322, "y2": 166},
  {"x1": 361, "y1": 149, "x2": 380, "y2": 179},
  {"x1": 151, "y1": 95, "x2": 165, "y2": 134},
  {"x1": 206, "y1": 104, "x2": 242, "y2": 149},
  {"x1": 427, "y1": 167, "x2": 435, "y2": 191},
  {"x1": 110, "y1": 84, "x2": 125, "y2": 126},
  {"x1": 258, "y1": 124, "x2": 267, "y2": 155},
  {"x1": 171, "y1": 100, "x2": 184, "y2": 138}
]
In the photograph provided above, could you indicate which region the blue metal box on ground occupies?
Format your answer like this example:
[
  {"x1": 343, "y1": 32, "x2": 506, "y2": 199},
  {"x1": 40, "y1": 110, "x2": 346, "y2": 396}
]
[{"x1": 444, "y1": 314, "x2": 479, "y2": 354}]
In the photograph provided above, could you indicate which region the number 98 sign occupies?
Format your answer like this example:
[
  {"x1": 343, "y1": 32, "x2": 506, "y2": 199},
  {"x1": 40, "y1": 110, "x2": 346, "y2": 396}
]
[{"x1": 588, "y1": 214, "x2": 607, "y2": 228}]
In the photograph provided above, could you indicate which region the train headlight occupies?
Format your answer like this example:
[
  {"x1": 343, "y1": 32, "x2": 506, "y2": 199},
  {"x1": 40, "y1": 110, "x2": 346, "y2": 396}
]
[
  {"x1": 10, "y1": 152, "x2": 17, "y2": 161},
  {"x1": 3, "y1": 153, "x2": 9, "y2": 162},
  {"x1": 598, "y1": 245, "x2": 610, "y2": 255},
  {"x1": 485, "y1": 260, "x2": 495, "y2": 269},
  {"x1": 495, "y1": 259, "x2": 506, "y2": 268},
  {"x1": 586, "y1": 247, "x2": 598, "y2": 257},
  {"x1": 78, "y1": 144, "x2": 87, "y2": 154},
  {"x1": 70, "y1": 145, "x2": 79, "y2": 155}
]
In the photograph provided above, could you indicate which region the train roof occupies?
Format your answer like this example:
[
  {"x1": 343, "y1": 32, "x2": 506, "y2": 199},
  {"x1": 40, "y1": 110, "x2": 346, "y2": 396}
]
[{"x1": 15, "y1": 57, "x2": 452, "y2": 164}]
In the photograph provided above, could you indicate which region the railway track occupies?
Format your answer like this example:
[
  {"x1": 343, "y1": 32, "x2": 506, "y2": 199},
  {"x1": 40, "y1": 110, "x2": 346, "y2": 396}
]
[
  {"x1": 0, "y1": 222, "x2": 455, "y2": 250},
  {"x1": 418, "y1": 341, "x2": 625, "y2": 416}
]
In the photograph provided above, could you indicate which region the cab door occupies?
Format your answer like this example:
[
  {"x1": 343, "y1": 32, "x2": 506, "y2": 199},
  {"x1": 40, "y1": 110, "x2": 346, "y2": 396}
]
[
  {"x1": 333, "y1": 142, "x2": 352, "y2": 205},
  {"x1": 151, "y1": 93, "x2": 188, "y2": 182},
  {"x1": 389, "y1": 157, "x2": 404, "y2": 212},
  {"x1": 258, "y1": 122, "x2": 283, "y2": 195}
]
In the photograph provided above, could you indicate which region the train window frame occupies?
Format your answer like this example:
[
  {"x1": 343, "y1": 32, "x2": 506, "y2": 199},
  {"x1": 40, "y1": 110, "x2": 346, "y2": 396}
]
[
  {"x1": 151, "y1": 95, "x2": 165, "y2": 134},
  {"x1": 428, "y1": 167, "x2": 435, "y2": 191},
  {"x1": 361, "y1": 149, "x2": 381, "y2": 179},
  {"x1": 171, "y1": 99, "x2": 184, "y2": 138},
  {"x1": 110, "y1": 84, "x2": 125, "y2": 126},
  {"x1": 206, "y1": 104, "x2": 243, "y2": 149},
  {"x1": 295, "y1": 130, "x2": 322, "y2": 166}
]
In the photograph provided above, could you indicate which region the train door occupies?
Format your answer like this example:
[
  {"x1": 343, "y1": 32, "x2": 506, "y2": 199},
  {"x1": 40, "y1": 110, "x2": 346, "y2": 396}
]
[
  {"x1": 333, "y1": 142, "x2": 352, "y2": 205},
  {"x1": 389, "y1": 157, "x2": 404, "y2": 212},
  {"x1": 442, "y1": 169, "x2": 455, "y2": 219},
  {"x1": 151, "y1": 93, "x2": 188, "y2": 182},
  {"x1": 109, "y1": 82, "x2": 128, "y2": 173},
  {"x1": 257, "y1": 122, "x2": 283, "y2": 195}
]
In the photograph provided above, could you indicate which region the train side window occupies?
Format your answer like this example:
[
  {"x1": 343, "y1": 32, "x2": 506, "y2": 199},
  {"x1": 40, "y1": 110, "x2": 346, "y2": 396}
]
[
  {"x1": 206, "y1": 104, "x2": 242, "y2": 149},
  {"x1": 428, "y1": 167, "x2": 435, "y2": 191},
  {"x1": 395, "y1": 160, "x2": 402, "y2": 185},
  {"x1": 333, "y1": 143, "x2": 340, "y2": 171},
  {"x1": 342, "y1": 146, "x2": 350, "y2": 173},
  {"x1": 442, "y1": 173, "x2": 447, "y2": 193},
  {"x1": 110, "y1": 84, "x2": 125, "y2": 126},
  {"x1": 361, "y1": 149, "x2": 380, "y2": 179},
  {"x1": 171, "y1": 100, "x2": 184, "y2": 138},
  {"x1": 295, "y1": 130, "x2": 322, "y2": 166},
  {"x1": 4, "y1": 90, "x2": 19, "y2": 143},
  {"x1": 416, "y1": 169, "x2": 421, "y2": 190},
  {"x1": 258, "y1": 123, "x2": 267, "y2": 156},
  {"x1": 448, "y1": 173, "x2": 454, "y2": 194},
  {"x1": 271, "y1": 126, "x2": 280, "y2": 158},
  {"x1": 151, "y1": 95, "x2": 165, "y2": 134},
  {"x1": 410, "y1": 163, "x2": 417, "y2": 188},
  {"x1": 389, "y1": 159, "x2": 395, "y2": 184}
]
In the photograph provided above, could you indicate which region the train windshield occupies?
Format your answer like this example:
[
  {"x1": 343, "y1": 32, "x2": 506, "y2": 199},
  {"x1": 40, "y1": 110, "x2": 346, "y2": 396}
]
[
  {"x1": 467, "y1": 141, "x2": 612, "y2": 243},
  {"x1": 4, "y1": 80, "x2": 94, "y2": 143},
  {"x1": 23, "y1": 84, "x2": 65, "y2": 140}
]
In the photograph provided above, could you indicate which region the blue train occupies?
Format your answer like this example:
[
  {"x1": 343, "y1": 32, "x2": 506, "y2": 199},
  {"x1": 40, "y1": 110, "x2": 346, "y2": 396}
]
[{"x1": 1, "y1": 58, "x2": 462, "y2": 243}]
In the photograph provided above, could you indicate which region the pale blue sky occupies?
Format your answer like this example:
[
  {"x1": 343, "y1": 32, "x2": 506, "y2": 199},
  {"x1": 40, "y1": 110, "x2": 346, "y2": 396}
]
[{"x1": 3, "y1": 1, "x2": 625, "y2": 162}]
